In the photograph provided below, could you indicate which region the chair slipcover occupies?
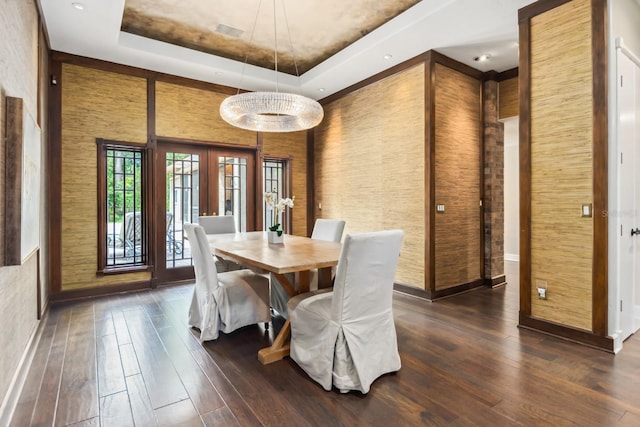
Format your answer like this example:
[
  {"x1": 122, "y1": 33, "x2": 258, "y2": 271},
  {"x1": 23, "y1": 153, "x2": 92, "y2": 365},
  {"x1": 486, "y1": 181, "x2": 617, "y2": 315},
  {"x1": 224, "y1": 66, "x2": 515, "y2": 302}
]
[
  {"x1": 270, "y1": 218, "x2": 345, "y2": 318},
  {"x1": 288, "y1": 229, "x2": 404, "y2": 394},
  {"x1": 185, "y1": 223, "x2": 270, "y2": 342},
  {"x1": 197, "y1": 216, "x2": 241, "y2": 272}
]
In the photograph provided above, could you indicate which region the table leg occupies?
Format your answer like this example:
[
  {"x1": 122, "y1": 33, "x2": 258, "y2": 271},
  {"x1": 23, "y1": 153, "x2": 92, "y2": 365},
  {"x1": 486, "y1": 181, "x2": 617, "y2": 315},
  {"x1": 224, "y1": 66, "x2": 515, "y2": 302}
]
[
  {"x1": 317, "y1": 266, "x2": 333, "y2": 289},
  {"x1": 258, "y1": 271, "x2": 310, "y2": 364},
  {"x1": 258, "y1": 319, "x2": 291, "y2": 364}
]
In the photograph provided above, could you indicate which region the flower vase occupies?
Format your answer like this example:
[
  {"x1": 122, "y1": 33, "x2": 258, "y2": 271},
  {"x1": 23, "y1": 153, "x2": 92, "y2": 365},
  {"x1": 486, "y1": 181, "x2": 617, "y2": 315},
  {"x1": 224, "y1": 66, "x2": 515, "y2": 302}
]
[{"x1": 268, "y1": 230, "x2": 284, "y2": 244}]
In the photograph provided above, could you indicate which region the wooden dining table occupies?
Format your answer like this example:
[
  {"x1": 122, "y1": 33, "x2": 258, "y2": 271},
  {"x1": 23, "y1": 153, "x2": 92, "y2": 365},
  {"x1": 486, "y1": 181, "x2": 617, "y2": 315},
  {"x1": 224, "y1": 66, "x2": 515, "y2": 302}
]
[{"x1": 205, "y1": 231, "x2": 342, "y2": 364}]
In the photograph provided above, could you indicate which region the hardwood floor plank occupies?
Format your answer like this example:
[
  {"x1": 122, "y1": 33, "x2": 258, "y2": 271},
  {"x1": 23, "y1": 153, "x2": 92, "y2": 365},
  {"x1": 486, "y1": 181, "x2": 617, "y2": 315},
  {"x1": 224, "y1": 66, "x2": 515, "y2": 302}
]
[
  {"x1": 11, "y1": 309, "x2": 60, "y2": 426},
  {"x1": 97, "y1": 333, "x2": 126, "y2": 397},
  {"x1": 66, "y1": 417, "x2": 99, "y2": 426},
  {"x1": 191, "y1": 347, "x2": 263, "y2": 427},
  {"x1": 112, "y1": 310, "x2": 132, "y2": 346},
  {"x1": 55, "y1": 309, "x2": 99, "y2": 426},
  {"x1": 119, "y1": 343, "x2": 141, "y2": 377},
  {"x1": 123, "y1": 307, "x2": 189, "y2": 409},
  {"x1": 100, "y1": 390, "x2": 134, "y2": 427},
  {"x1": 201, "y1": 407, "x2": 241, "y2": 427},
  {"x1": 155, "y1": 399, "x2": 203, "y2": 427},
  {"x1": 126, "y1": 374, "x2": 158, "y2": 427},
  {"x1": 12, "y1": 263, "x2": 640, "y2": 427},
  {"x1": 155, "y1": 325, "x2": 226, "y2": 414},
  {"x1": 29, "y1": 310, "x2": 71, "y2": 427}
]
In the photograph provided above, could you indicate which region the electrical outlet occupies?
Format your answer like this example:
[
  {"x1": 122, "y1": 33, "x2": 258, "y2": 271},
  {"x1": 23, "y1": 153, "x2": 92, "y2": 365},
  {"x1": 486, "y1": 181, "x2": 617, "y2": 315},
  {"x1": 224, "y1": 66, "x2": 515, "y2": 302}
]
[{"x1": 536, "y1": 279, "x2": 548, "y2": 300}]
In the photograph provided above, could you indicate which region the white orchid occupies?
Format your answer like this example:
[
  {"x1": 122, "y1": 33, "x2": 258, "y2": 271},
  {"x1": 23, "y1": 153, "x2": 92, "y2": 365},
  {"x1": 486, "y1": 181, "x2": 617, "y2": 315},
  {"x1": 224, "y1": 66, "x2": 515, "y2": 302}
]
[{"x1": 264, "y1": 192, "x2": 295, "y2": 234}]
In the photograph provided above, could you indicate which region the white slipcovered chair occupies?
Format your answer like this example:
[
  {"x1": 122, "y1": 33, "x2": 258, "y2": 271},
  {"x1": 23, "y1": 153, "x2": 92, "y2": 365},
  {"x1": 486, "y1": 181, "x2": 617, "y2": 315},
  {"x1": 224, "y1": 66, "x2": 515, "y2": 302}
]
[
  {"x1": 197, "y1": 215, "x2": 241, "y2": 272},
  {"x1": 185, "y1": 223, "x2": 270, "y2": 342},
  {"x1": 270, "y1": 218, "x2": 345, "y2": 318},
  {"x1": 288, "y1": 229, "x2": 404, "y2": 394}
]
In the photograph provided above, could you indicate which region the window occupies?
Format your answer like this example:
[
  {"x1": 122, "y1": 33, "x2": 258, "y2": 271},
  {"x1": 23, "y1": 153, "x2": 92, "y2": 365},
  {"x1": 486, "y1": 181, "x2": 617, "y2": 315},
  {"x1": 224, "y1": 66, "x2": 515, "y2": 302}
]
[
  {"x1": 98, "y1": 141, "x2": 147, "y2": 272},
  {"x1": 263, "y1": 158, "x2": 290, "y2": 232}
]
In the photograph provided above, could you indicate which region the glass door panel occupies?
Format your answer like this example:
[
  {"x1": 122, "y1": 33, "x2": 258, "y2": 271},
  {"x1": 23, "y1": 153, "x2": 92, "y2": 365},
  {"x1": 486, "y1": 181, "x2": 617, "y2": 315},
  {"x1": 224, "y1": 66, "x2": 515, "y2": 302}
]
[
  {"x1": 218, "y1": 156, "x2": 248, "y2": 232},
  {"x1": 155, "y1": 143, "x2": 256, "y2": 285}
]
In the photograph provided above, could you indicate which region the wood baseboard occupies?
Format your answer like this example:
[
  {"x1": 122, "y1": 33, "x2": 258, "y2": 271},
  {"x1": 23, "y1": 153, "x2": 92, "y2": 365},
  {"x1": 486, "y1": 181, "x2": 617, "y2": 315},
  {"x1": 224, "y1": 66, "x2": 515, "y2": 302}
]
[
  {"x1": 0, "y1": 309, "x2": 47, "y2": 425},
  {"x1": 518, "y1": 314, "x2": 614, "y2": 353},
  {"x1": 487, "y1": 274, "x2": 507, "y2": 288},
  {"x1": 393, "y1": 283, "x2": 431, "y2": 300},
  {"x1": 49, "y1": 280, "x2": 151, "y2": 303}
]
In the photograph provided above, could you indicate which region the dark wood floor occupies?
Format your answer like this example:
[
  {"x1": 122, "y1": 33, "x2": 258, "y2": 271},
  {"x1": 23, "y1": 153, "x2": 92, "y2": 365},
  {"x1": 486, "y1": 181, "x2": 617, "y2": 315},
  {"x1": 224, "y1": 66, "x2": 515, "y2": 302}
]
[{"x1": 10, "y1": 262, "x2": 640, "y2": 426}]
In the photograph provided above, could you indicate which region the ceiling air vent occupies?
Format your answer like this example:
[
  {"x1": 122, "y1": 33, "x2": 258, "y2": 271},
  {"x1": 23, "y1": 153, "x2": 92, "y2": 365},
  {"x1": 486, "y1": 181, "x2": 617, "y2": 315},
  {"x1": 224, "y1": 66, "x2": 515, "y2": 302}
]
[{"x1": 215, "y1": 24, "x2": 244, "y2": 38}]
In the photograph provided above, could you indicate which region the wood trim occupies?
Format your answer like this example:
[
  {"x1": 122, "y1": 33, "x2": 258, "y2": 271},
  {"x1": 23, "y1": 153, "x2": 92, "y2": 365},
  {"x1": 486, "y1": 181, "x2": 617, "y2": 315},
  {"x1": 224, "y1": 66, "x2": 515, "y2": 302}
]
[
  {"x1": 256, "y1": 133, "x2": 264, "y2": 232},
  {"x1": 320, "y1": 52, "x2": 429, "y2": 105},
  {"x1": 483, "y1": 70, "x2": 499, "y2": 82},
  {"x1": 497, "y1": 67, "x2": 519, "y2": 82},
  {"x1": 48, "y1": 59, "x2": 63, "y2": 292},
  {"x1": 486, "y1": 274, "x2": 507, "y2": 288},
  {"x1": 479, "y1": 78, "x2": 486, "y2": 281},
  {"x1": 518, "y1": 18, "x2": 532, "y2": 316},
  {"x1": 50, "y1": 51, "x2": 238, "y2": 95},
  {"x1": 306, "y1": 130, "x2": 315, "y2": 236},
  {"x1": 393, "y1": 283, "x2": 431, "y2": 300},
  {"x1": 146, "y1": 78, "x2": 157, "y2": 285},
  {"x1": 48, "y1": 280, "x2": 152, "y2": 302},
  {"x1": 591, "y1": 0, "x2": 608, "y2": 336},
  {"x1": 428, "y1": 279, "x2": 486, "y2": 300},
  {"x1": 430, "y1": 50, "x2": 484, "y2": 80},
  {"x1": 518, "y1": 0, "x2": 574, "y2": 22},
  {"x1": 519, "y1": 314, "x2": 614, "y2": 352},
  {"x1": 155, "y1": 135, "x2": 259, "y2": 150},
  {"x1": 4, "y1": 97, "x2": 24, "y2": 266},
  {"x1": 425, "y1": 51, "x2": 435, "y2": 293}
]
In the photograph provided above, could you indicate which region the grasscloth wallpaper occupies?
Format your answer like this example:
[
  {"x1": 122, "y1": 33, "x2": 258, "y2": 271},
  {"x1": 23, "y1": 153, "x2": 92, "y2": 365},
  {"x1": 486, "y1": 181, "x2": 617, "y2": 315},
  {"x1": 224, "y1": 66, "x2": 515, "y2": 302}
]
[
  {"x1": 314, "y1": 64, "x2": 425, "y2": 288},
  {"x1": 529, "y1": 0, "x2": 593, "y2": 330},
  {"x1": 433, "y1": 63, "x2": 482, "y2": 290},
  {"x1": 61, "y1": 64, "x2": 149, "y2": 290}
]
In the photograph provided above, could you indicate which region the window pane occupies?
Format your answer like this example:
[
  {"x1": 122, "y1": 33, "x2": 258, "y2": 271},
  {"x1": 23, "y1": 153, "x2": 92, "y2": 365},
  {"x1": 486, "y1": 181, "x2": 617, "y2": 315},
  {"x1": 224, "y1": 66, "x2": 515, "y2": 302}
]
[
  {"x1": 105, "y1": 148, "x2": 145, "y2": 266},
  {"x1": 218, "y1": 156, "x2": 247, "y2": 232},
  {"x1": 166, "y1": 152, "x2": 198, "y2": 269},
  {"x1": 263, "y1": 159, "x2": 286, "y2": 231}
]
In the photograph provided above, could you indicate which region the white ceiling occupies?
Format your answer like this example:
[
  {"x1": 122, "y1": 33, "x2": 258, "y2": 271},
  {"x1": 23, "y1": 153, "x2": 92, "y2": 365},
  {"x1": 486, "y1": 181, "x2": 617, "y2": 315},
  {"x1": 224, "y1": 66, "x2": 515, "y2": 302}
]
[{"x1": 38, "y1": 0, "x2": 536, "y2": 100}]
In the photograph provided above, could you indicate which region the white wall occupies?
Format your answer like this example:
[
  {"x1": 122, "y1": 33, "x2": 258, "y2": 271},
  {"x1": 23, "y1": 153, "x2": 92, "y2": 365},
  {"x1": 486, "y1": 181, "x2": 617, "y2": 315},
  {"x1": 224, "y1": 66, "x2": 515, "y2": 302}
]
[
  {"x1": 607, "y1": 0, "x2": 640, "y2": 347},
  {"x1": 0, "y1": 0, "x2": 42, "y2": 419},
  {"x1": 503, "y1": 117, "x2": 519, "y2": 262}
]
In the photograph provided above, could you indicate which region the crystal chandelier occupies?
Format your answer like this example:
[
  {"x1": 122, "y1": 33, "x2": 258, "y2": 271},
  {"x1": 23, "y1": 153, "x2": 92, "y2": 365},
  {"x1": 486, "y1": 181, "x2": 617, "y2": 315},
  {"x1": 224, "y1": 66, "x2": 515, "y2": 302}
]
[{"x1": 219, "y1": 0, "x2": 324, "y2": 133}]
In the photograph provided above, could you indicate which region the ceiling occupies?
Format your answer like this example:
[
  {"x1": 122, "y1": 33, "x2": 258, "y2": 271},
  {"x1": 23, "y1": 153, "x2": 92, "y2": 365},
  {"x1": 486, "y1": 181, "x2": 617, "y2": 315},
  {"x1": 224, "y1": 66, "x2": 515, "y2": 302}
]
[{"x1": 38, "y1": 0, "x2": 537, "y2": 100}]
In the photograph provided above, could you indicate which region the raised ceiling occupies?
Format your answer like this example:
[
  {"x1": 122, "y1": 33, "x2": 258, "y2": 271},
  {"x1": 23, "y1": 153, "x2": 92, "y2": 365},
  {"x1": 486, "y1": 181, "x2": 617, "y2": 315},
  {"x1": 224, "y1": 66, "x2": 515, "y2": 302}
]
[
  {"x1": 121, "y1": 0, "x2": 421, "y2": 75},
  {"x1": 39, "y1": 0, "x2": 537, "y2": 99}
]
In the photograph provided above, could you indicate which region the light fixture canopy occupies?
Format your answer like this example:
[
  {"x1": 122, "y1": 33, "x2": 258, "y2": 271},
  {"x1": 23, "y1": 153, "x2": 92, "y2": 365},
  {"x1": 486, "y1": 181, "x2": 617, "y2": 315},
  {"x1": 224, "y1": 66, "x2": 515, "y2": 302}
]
[{"x1": 219, "y1": 0, "x2": 324, "y2": 133}]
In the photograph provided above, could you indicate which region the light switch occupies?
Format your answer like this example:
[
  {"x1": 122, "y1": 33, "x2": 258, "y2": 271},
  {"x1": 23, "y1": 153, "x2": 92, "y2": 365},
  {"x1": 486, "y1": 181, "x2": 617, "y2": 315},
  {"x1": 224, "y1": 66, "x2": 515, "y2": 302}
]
[
  {"x1": 581, "y1": 204, "x2": 592, "y2": 218},
  {"x1": 436, "y1": 204, "x2": 445, "y2": 213}
]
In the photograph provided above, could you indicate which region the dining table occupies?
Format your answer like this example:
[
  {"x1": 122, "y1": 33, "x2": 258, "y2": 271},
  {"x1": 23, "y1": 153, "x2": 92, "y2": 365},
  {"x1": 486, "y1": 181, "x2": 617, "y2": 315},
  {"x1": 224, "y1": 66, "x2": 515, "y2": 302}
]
[{"x1": 205, "y1": 231, "x2": 342, "y2": 364}]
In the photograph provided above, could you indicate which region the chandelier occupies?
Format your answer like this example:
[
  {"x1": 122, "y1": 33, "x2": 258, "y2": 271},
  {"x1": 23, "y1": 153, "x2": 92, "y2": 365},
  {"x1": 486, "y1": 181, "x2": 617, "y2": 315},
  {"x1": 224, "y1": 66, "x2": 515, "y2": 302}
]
[{"x1": 219, "y1": 0, "x2": 324, "y2": 133}]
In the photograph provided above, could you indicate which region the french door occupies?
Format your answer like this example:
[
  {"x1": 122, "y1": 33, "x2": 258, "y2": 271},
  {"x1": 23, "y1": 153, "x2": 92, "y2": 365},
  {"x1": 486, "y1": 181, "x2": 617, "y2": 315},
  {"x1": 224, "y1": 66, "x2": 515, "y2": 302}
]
[{"x1": 155, "y1": 141, "x2": 257, "y2": 284}]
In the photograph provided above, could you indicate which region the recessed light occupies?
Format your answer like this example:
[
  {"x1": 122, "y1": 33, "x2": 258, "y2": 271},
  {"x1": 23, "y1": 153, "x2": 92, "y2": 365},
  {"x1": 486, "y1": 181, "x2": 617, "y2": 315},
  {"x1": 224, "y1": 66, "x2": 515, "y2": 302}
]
[
  {"x1": 318, "y1": 88, "x2": 325, "y2": 92},
  {"x1": 383, "y1": 54, "x2": 393, "y2": 60},
  {"x1": 474, "y1": 54, "x2": 491, "y2": 62},
  {"x1": 71, "y1": 2, "x2": 85, "y2": 10}
]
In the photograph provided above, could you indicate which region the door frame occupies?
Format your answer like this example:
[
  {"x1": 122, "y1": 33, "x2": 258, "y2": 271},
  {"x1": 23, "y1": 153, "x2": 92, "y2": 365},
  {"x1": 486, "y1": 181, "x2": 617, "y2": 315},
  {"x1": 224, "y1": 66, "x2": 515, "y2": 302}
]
[{"x1": 154, "y1": 139, "x2": 259, "y2": 285}]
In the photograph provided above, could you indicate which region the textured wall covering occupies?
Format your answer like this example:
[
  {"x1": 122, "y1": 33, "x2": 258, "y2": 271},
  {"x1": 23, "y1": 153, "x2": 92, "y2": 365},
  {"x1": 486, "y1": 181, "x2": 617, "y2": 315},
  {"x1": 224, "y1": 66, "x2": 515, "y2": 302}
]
[
  {"x1": 529, "y1": 0, "x2": 593, "y2": 330},
  {"x1": 156, "y1": 82, "x2": 255, "y2": 145},
  {"x1": 61, "y1": 64, "x2": 150, "y2": 289},
  {"x1": 499, "y1": 77, "x2": 518, "y2": 119},
  {"x1": 483, "y1": 80, "x2": 505, "y2": 282},
  {"x1": 434, "y1": 63, "x2": 482, "y2": 290},
  {"x1": 262, "y1": 132, "x2": 309, "y2": 237},
  {"x1": 315, "y1": 64, "x2": 425, "y2": 288},
  {"x1": 0, "y1": 0, "x2": 41, "y2": 412}
]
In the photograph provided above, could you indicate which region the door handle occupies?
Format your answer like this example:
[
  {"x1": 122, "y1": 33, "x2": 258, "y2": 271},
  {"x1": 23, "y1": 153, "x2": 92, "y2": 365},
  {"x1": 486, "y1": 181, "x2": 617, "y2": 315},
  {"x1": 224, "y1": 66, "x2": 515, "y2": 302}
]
[{"x1": 631, "y1": 228, "x2": 640, "y2": 236}]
